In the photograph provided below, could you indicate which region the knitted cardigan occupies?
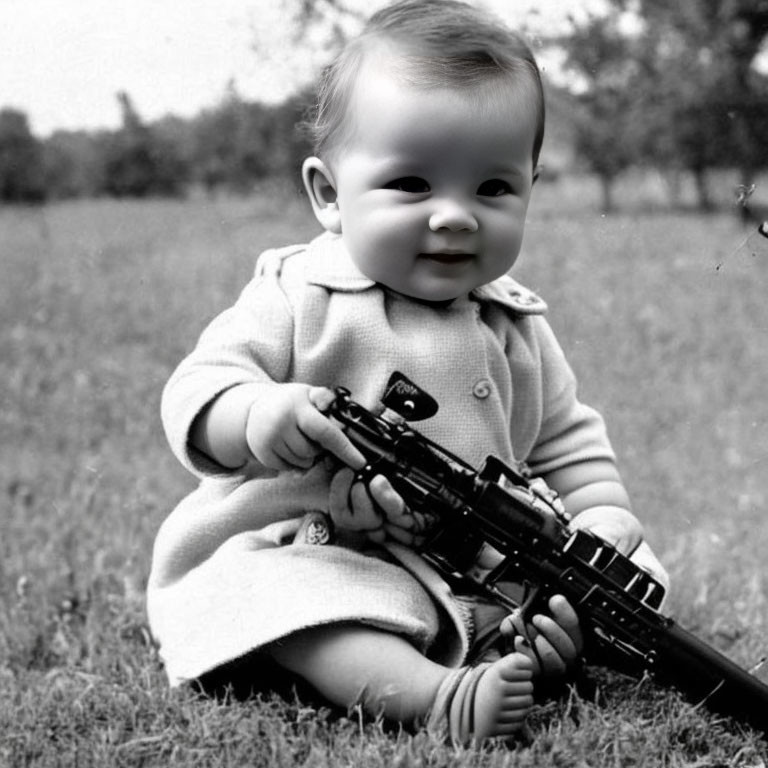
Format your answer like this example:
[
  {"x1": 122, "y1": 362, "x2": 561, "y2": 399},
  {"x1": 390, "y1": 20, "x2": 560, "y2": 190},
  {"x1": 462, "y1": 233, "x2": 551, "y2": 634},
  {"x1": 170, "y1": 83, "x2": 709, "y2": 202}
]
[{"x1": 147, "y1": 232, "x2": 618, "y2": 686}]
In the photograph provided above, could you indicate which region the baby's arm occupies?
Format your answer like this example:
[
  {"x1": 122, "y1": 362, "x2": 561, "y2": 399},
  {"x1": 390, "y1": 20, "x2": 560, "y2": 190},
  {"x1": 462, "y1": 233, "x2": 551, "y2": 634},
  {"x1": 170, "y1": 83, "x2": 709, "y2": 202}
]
[
  {"x1": 545, "y1": 459, "x2": 643, "y2": 556},
  {"x1": 192, "y1": 384, "x2": 417, "y2": 543},
  {"x1": 191, "y1": 383, "x2": 364, "y2": 471},
  {"x1": 547, "y1": 459, "x2": 669, "y2": 593}
]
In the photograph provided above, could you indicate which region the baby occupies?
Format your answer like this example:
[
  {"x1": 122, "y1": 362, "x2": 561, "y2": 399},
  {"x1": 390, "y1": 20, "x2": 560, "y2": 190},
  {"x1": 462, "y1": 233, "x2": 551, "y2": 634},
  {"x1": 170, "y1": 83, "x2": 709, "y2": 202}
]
[{"x1": 147, "y1": 0, "x2": 668, "y2": 744}]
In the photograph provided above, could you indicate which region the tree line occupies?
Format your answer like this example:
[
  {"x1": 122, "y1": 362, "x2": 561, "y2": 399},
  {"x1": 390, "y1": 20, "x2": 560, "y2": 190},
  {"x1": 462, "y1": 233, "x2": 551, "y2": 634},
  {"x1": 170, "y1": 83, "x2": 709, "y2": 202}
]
[
  {"x1": 2, "y1": 0, "x2": 767, "y2": 211},
  {"x1": 0, "y1": 84, "x2": 314, "y2": 204},
  {"x1": 559, "y1": 0, "x2": 768, "y2": 212}
]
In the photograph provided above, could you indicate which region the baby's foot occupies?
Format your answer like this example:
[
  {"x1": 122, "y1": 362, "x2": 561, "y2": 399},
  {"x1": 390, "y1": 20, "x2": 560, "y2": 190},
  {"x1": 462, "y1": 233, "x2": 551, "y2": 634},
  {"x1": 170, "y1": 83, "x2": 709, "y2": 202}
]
[
  {"x1": 427, "y1": 652, "x2": 534, "y2": 744},
  {"x1": 472, "y1": 651, "x2": 534, "y2": 740}
]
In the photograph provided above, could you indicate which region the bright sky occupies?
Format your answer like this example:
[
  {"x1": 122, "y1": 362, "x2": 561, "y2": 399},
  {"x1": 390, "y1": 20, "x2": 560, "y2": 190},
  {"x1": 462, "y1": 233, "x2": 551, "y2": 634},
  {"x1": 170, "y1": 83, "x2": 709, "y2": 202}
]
[{"x1": 0, "y1": 0, "x2": 604, "y2": 137}]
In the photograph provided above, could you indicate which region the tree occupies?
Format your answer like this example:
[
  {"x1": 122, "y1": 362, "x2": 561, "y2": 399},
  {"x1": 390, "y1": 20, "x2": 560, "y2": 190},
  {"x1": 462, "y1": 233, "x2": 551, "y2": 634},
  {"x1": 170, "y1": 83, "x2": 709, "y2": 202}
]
[
  {"x1": 625, "y1": 0, "x2": 768, "y2": 208},
  {"x1": 189, "y1": 82, "x2": 314, "y2": 194},
  {"x1": 43, "y1": 129, "x2": 106, "y2": 199},
  {"x1": 0, "y1": 108, "x2": 46, "y2": 203},
  {"x1": 553, "y1": 0, "x2": 768, "y2": 210},
  {"x1": 282, "y1": 0, "x2": 363, "y2": 49},
  {"x1": 554, "y1": 11, "x2": 649, "y2": 212},
  {"x1": 637, "y1": 1, "x2": 768, "y2": 189},
  {"x1": 191, "y1": 87, "x2": 272, "y2": 194},
  {"x1": 101, "y1": 92, "x2": 188, "y2": 198},
  {"x1": 262, "y1": 89, "x2": 315, "y2": 182}
]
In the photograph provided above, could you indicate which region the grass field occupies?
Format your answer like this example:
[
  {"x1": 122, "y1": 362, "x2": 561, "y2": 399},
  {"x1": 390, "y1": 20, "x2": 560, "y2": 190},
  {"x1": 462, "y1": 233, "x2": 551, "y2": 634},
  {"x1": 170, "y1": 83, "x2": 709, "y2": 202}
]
[{"x1": 2, "y1": 176, "x2": 768, "y2": 766}]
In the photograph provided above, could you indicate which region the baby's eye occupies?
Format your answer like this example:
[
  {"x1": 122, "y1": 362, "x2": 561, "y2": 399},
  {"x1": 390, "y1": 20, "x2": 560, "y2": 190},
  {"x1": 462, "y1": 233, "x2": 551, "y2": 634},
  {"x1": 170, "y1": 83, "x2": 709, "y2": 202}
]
[
  {"x1": 477, "y1": 179, "x2": 513, "y2": 197},
  {"x1": 383, "y1": 177, "x2": 430, "y2": 193}
]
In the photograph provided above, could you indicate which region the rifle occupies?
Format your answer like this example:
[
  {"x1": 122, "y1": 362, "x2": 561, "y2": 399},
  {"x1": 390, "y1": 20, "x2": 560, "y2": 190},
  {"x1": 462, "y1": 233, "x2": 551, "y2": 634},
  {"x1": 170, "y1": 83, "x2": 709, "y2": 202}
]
[{"x1": 324, "y1": 371, "x2": 768, "y2": 735}]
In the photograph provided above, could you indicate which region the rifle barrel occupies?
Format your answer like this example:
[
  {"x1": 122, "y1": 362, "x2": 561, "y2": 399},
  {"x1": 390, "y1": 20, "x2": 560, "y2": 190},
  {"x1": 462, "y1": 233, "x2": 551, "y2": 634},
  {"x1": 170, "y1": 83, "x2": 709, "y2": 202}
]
[{"x1": 652, "y1": 620, "x2": 768, "y2": 734}]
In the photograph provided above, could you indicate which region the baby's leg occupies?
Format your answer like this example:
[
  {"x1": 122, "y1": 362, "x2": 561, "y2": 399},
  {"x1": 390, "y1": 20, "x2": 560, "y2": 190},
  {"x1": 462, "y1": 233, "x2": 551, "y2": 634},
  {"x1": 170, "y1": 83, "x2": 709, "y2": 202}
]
[{"x1": 265, "y1": 624, "x2": 533, "y2": 741}]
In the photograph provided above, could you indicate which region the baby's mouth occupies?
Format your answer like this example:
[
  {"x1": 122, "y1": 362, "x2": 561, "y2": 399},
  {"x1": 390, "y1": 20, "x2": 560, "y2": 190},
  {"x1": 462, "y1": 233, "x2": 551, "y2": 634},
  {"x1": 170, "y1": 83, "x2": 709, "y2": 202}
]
[{"x1": 420, "y1": 252, "x2": 474, "y2": 264}]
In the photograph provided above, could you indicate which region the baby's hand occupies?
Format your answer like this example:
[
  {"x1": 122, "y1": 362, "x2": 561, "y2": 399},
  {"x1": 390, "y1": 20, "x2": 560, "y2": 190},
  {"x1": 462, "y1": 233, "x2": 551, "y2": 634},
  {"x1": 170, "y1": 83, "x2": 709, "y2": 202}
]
[
  {"x1": 245, "y1": 384, "x2": 364, "y2": 471},
  {"x1": 569, "y1": 506, "x2": 643, "y2": 557},
  {"x1": 329, "y1": 469, "x2": 420, "y2": 545},
  {"x1": 501, "y1": 594, "x2": 583, "y2": 678}
]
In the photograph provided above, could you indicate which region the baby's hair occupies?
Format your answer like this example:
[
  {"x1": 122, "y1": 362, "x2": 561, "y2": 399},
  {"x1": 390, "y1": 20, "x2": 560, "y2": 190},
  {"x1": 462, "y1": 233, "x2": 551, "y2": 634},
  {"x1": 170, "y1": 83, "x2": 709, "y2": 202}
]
[{"x1": 310, "y1": 0, "x2": 545, "y2": 166}]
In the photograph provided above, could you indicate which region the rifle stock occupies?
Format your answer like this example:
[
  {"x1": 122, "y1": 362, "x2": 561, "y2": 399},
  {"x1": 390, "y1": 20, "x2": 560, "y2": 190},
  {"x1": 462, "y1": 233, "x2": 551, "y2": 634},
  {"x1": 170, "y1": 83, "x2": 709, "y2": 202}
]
[{"x1": 325, "y1": 373, "x2": 768, "y2": 735}]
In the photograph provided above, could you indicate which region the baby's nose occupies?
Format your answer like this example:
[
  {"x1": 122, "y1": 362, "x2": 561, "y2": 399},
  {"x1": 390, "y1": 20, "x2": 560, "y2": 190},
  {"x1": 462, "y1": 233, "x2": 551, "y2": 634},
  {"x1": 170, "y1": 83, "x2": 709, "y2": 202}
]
[{"x1": 428, "y1": 199, "x2": 478, "y2": 232}]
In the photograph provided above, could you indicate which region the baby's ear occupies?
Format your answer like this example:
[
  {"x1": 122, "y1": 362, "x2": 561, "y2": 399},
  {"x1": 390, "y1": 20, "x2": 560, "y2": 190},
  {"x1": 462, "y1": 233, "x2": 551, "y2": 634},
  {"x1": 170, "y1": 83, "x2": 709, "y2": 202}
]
[{"x1": 302, "y1": 157, "x2": 341, "y2": 234}]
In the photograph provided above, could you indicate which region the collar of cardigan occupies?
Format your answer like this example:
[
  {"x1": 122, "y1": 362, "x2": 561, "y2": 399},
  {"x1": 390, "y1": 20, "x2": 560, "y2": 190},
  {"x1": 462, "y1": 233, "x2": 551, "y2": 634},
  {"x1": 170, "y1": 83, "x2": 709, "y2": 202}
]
[{"x1": 305, "y1": 232, "x2": 547, "y2": 315}]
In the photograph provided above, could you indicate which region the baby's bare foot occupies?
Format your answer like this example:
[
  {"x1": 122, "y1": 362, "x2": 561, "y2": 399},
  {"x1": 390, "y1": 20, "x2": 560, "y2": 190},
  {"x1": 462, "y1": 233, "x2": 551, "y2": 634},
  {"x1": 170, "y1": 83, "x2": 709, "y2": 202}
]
[{"x1": 472, "y1": 651, "x2": 534, "y2": 740}]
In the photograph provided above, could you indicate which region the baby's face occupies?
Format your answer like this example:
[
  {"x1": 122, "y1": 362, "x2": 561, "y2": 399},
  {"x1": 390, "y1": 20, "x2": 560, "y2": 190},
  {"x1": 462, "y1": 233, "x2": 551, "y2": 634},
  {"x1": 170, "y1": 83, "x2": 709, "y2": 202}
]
[{"x1": 329, "y1": 58, "x2": 537, "y2": 302}]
